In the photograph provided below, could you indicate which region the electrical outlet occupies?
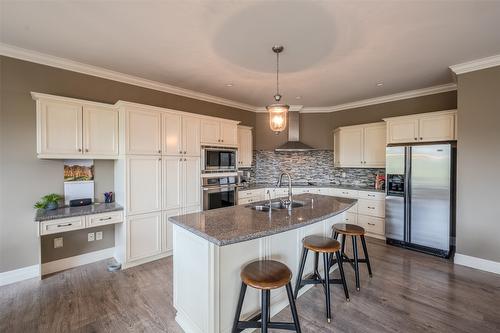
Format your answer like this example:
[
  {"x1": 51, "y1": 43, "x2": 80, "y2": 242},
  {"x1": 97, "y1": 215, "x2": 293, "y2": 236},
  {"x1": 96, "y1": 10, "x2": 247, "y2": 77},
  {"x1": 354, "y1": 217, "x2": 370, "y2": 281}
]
[
  {"x1": 96, "y1": 231, "x2": 103, "y2": 241},
  {"x1": 54, "y1": 237, "x2": 63, "y2": 248},
  {"x1": 88, "y1": 232, "x2": 95, "y2": 242}
]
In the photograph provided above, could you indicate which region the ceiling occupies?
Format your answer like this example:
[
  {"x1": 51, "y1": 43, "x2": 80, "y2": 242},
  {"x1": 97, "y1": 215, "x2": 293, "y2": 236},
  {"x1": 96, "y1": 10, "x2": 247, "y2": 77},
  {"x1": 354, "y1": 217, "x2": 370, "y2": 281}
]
[{"x1": 1, "y1": 1, "x2": 500, "y2": 109}]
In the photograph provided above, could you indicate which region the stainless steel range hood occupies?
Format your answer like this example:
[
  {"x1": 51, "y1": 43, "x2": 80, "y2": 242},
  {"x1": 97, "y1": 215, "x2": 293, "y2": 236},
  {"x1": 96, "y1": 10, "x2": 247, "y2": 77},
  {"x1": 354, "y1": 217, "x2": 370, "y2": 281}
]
[{"x1": 275, "y1": 111, "x2": 316, "y2": 152}]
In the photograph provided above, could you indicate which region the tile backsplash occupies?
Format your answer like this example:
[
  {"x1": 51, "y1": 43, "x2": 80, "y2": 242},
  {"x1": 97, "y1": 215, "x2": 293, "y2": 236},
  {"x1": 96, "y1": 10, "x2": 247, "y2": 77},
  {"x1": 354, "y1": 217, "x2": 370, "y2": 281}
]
[{"x1": 242, "y1": 150, "x2": 384, "y2": 187}]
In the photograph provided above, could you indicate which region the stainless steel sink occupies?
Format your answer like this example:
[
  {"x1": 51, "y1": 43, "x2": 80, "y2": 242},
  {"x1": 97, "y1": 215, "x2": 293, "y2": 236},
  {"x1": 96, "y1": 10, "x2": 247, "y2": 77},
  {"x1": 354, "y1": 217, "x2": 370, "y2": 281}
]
[{"x1": 249, "y1": 200, "x2": 305, "y2": 211}]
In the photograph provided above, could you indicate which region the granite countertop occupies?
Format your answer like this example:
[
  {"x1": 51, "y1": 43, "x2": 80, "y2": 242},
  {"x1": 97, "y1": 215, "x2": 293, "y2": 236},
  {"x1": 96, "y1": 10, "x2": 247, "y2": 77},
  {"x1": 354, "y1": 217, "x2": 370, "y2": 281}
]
[
  {"x1": 169, "y1": 193, "x2": 357, "y2": 246},
  {"x1": 34, "y1": 202, "x2": 123, "y2": 222},
  {"x1": 239, "y1": 182, "x2": 385, "y2": 193}
]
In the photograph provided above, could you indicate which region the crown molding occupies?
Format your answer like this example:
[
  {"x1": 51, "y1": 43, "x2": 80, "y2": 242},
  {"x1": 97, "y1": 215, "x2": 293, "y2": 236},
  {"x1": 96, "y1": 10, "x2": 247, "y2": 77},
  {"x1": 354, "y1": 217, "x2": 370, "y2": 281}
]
[
  {"x1": 0, "y1": 43, "x2": 258, "y2": 112},
  {"x1": 450, "y1": 54, "x2": 500, "y2": 75}
]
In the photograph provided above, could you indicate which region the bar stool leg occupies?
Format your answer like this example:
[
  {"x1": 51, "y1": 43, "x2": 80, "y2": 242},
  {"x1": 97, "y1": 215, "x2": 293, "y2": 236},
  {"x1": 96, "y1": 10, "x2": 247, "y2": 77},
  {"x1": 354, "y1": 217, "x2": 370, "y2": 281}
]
[
  {"x1": 261, "y1": 290, "x2": 269, "y2": 333},
  {"x1": 286, "y1": 282, "x2": 302, "y2": 333},
  {"x1": 232, "y1": 283, "x2": 247, "y2": 333},
  {"x1": 341, "y1": 234, "x2": 346, "y2": 254},
  {"x1": 336, "y1": 250, "x2": 350, "y2": 301},
  {"x1": 313, "y1": 252, "x2": 320, "y2": 277},
  {"x1": 360, "y1": 235, "x2": 373, "y2": 277},
  {"x1": 322, "y1": 253, "x2": 332, "y2": 323},
  {"x1": 294, "y1": 248, "x2": 308, "y2": 298},
  {"x1": 352, "y1": 236, "x2": 360, "y2": 291},
  {"x1": 266, "y1": 289, "x2": 271, "y2": 323}
]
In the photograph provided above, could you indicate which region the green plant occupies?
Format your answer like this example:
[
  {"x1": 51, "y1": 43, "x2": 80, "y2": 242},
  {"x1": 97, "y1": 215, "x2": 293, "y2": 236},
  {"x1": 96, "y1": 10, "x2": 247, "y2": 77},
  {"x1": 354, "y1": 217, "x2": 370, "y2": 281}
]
[{"x1": 34, "y1": 193, "x2": 63, "y2": 209}]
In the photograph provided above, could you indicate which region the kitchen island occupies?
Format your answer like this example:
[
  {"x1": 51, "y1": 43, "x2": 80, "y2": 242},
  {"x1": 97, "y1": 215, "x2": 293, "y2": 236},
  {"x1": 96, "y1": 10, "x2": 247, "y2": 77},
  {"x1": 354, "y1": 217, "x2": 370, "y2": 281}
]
[{"x1": 169, "y1": 193, "x2": 356, "y2": 333}]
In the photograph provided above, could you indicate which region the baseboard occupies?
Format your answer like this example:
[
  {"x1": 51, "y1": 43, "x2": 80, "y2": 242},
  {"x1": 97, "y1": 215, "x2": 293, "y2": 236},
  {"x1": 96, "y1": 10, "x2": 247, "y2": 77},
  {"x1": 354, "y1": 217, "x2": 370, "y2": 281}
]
[
  {"x1": 41, "y1": 247, "x2": 115, "y2": 275},
  {"x1": 121, "y1": 251, "x2": 171, "y2": 270},
  {"x1": 454, "y1": 253, "x2": 500, "y2": 275},
  {"x1": 0, "y1": 264, "x2": 40, "y2": 287}
]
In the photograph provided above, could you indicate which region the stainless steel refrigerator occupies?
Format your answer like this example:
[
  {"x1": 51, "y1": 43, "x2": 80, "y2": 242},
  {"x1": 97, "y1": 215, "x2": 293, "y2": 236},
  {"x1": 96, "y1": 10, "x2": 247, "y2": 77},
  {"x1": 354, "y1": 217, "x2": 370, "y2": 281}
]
[{"x1": 385, "y1": 144, "x2": 456, "y2": 258}]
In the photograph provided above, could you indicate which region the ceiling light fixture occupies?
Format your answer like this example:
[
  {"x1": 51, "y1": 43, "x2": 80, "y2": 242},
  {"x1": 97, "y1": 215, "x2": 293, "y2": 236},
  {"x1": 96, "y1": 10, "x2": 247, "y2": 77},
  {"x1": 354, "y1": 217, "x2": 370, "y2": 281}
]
[
  {"x1": 376, "y1": 82, "x2": 384, "y2": 87},
  {"x1": 266, "y1": 45, "x2": 289, "y2": 134},
  {"x1": 295, "y1": 96, "x2": 302, "y2": 100},
  {"x1": 225, "y1": 83, "x2": 234, "y2": 87}
]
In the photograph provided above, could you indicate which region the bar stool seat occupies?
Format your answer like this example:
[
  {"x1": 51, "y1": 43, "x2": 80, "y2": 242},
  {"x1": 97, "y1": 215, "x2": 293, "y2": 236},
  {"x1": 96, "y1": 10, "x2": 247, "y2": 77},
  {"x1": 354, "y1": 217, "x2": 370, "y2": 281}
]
[
  {"x1": 332, "y1": 223, "x2": 365, "y2": 236},
  {"x1": 232, "y1": 260, "x2": 301, "y2": 333},
  {"x1": 303, "y1": 235, "x2": 341, "y2": 253}
]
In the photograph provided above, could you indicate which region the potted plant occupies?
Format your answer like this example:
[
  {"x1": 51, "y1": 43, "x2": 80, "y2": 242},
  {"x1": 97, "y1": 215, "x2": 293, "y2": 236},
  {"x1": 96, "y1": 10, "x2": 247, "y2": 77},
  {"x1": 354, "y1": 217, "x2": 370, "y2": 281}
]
[{"x1": 34, "y1": 193, "x2": 63, "y2": 211}]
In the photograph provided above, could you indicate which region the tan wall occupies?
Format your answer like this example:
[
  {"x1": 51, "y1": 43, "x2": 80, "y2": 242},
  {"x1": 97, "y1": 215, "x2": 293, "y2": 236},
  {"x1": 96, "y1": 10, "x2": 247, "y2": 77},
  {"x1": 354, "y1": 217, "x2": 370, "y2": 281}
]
[
  {"x1": 456, "y1": 66, "x2": 500, "y2": 262},
  {"x1": 0, "y1": 56, "x2": 255, "y2": 273},
  {"x1": 255, "y1": 91, "x2": 457, "y2": 150}
]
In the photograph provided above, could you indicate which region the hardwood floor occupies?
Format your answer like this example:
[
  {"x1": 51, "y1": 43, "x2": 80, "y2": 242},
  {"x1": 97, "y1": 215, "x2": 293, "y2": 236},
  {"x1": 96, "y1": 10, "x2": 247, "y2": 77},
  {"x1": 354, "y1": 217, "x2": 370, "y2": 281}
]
[{"x1": 1, "y1": 238, "x2": 499, "y2": 333}]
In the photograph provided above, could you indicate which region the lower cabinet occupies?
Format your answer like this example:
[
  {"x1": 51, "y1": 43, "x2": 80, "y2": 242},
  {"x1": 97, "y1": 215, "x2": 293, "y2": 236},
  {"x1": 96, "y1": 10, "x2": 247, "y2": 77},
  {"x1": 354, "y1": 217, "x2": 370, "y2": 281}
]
[
  {"x1": 127, "y1": 212, "x2": 162, "y2": 262},
  {"x1": 358, "y1": 214, "x2": 385, "y2": 236}
]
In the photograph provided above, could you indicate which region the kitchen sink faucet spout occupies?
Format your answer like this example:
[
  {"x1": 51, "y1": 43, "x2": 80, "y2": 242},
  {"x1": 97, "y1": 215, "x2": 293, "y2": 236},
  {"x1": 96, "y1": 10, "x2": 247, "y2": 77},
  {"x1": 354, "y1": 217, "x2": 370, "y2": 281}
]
[{"x1": 277, "y1": 172, "x2": 293, "y2": 210}]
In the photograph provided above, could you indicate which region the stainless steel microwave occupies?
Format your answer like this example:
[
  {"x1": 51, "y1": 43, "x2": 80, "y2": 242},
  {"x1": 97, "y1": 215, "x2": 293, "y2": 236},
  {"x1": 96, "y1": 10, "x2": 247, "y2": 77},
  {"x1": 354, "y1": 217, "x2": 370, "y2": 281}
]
[{"x1": 201, "y1": 147, "x2": 237, "y2": 172}]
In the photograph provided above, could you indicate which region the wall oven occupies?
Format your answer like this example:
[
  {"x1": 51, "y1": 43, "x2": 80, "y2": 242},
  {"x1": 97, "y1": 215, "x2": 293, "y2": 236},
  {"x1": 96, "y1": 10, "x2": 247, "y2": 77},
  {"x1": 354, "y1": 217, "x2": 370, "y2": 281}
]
[
  {"x1": 202, "y1": 147, "x2": 237, "y2": 172},
  {"x1": 202, "y1": 173, "x2": 239, "y2": 211}
]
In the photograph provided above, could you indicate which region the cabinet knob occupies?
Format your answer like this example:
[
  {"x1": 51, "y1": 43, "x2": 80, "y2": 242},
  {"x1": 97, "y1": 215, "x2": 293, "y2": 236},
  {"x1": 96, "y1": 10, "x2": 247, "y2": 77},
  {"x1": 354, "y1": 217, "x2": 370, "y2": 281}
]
[
  {"x1": 414, "y1": 137, "x2": 417, "y2": 140},
  {"x1": 420, "y1": 137, "x2": 423, "y2": 140},
  {"x1": 78, "y1": 148, "x2": 82, "y2": 152},
  {"x1": 179, "y1": 158, "x2": 182, "y2": 161},
  {"x1": 184, "y1": 158, "x2": 187, "y2": 161},
  {"x1": 85, "y1": 149, "x2": 89, "y2": 152},
  {"x1": 183, "y1": 151, "x2": 187, "y2": 154},
  {"x1": 179, "y1": 150, "x2": 182, "y2": 154},
  {"x1": 221, "y1": 139, "x2": 224, "y2": 142},
  {"x1": 158, "y1": 150, "x2": 161, "y2": 153}
]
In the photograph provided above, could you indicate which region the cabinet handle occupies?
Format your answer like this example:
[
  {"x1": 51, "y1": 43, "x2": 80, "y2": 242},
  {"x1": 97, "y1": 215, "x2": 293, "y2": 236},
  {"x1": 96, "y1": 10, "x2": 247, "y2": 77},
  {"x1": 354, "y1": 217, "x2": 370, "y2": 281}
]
[
  {"x1": 183, "y1": 151, "x2": 187, "y2": 154},
  {"x1": 368, "y1": 194, "x2": 375, "y2": 197},
  {"x1": 99, "y1": 217, "x2": 112, "y2": 221},
  {"x1": 56, "y1": 223, "x2": 73, "y2": 227},
  {"x1": 368, "y1": 206, "x2": 375, "y2": 209},
  {"x1": 85, "y1": 149, "x2": 89, "y2": 152},
  {"x1": 184, "y1": 158, "x2": 187, "y2": 161},
  {"x1": 420, "y1": 137, "x2": 423, "y2": 140},
  {"x1": 368, "y1": 223, "x2": 375, "y2": 226},
  {"x1": 179, "y1": 158, "x2": 182, "y2": 161},
  {"x1": 158, "y1": 150, "x2": 161, "y2": 153},
  {"x1": 78, "y1": 148, "x2": 82, "y2": 152},
  {"x1": 414, "y1": 137, "x2": 417, "y2": 141},
  {"x1": 179, "y1": 150, "x2": 182, "y2": 154}
]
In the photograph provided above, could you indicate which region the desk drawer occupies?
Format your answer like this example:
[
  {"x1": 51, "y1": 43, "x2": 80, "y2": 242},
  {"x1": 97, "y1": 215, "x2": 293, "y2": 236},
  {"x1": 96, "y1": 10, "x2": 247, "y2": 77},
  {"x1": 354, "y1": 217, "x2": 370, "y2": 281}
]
[
  {"x1": 40, "y1": 216, "x2": 85, "y2": 235},
  {"x1": 358, "y1": 199, "x2": 385, "y2": 218},
  {"x1": 86, "y1": 211, "x2": 123, "y2": 227},
  {"x1": 358, "y1": 215, "x2": 385, "y2": 235}
]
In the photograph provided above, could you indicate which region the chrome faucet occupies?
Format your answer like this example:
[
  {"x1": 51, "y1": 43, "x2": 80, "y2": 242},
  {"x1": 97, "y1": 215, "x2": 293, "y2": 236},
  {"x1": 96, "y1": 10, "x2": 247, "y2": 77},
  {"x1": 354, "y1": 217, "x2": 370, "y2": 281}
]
[{"x1": 277, "y1": 172, "x2": 293, "y2": 209}]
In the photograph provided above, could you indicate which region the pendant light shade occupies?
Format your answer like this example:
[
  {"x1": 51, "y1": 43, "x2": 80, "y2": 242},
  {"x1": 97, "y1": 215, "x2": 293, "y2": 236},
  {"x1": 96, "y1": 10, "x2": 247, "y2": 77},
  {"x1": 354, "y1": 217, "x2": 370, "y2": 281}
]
[{"x1": 267, "y1": 45, "x2": 289, "y2": 134}]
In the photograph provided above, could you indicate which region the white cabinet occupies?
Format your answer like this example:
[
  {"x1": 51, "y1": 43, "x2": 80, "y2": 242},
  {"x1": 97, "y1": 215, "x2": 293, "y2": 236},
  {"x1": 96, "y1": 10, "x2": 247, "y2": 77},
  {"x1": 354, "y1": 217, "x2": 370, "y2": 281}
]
[
  {"x1": 127, "y1": 212, "x2": 162, "y2": 261},
  {"x1": 237, "y1": 126, "x2": 253, "y2": 168},
  {"x1": 384, "y1": 110, "x2": 456, "y2": 144},
  {"x1": 86, "y1": 211, "x2": 123, "y2": 228},
  {"x1": 39, "y1": 216, "x2": 85, "y2": 235},
  {"x1": 126, "y1": 156, "x2": 162, "y2": 215},
  {"x1": 124, "y1": 107, "x2": 161, "y2": 155},
  {"x1": 201, "y1": 119, "x2": 238, "y2": 146},
  {"x1": 334, "y1": 122, "x2": 386, "y2": 168},
  {"x1": 183, "y1": 157, "x2": 201, "y2": 208},
  {"x1": 162, "y1": 112, "x2": 183, "y2": 155},
  {"x1": 182, "y1": 116, "x2": 201, "y2": 156},
  {"x1": 83, "y1": 105, "x2": 119, "y2": 156},
  {"x1": 33, "y1": 93, "x2": 120, "y2": 159},
  {"x1": 37, "y1": 99, "x2": 83, "y2": 156},
  {"x1": 162, "y1": 156, "x2": 183, "y2": 210}
]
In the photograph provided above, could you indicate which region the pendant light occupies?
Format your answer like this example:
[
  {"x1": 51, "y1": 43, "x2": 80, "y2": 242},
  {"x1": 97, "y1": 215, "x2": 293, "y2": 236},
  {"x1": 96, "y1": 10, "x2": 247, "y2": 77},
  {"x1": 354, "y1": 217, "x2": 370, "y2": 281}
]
[{"x1": 266, "y1": 45, "x2": 289, "y2": 134}]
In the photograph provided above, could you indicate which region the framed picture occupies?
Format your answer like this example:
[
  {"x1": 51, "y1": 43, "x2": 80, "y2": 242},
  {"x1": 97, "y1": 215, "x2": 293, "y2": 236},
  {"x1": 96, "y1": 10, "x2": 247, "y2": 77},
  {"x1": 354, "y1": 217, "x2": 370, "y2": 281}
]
[{"x1": 64, "y1": 160, "x2": 94, "y2": 181}]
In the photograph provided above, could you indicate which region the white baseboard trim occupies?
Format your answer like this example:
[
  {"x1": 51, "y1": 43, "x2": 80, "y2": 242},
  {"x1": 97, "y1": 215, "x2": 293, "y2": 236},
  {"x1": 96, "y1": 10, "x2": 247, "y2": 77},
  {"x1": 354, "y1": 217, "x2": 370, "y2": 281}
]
[
  {"x1": 0, "y1": 264, "x2": 40, "y2": 287},
  {"x1": 41, "y1": 247, "x2": 115, "y2": 275},
  {"x1": 121, "y1": 251, "x2": 171, "y2": 270},
  {"x1": 454, "y1": 253, "x2": 500, "y2": 275}
]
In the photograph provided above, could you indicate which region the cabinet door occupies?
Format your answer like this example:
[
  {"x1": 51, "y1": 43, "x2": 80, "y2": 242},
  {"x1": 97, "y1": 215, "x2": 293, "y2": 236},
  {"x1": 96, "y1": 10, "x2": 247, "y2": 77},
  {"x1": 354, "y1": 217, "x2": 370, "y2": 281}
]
[
  {"x1": 126, "y1": 108, "x2": 161, "y2": 155},
  {"x1": 386, "y1": 119, "x2": 419, "y2": 144},
  {"x1": 237, "y1": 127, "x2": 253, "y2": 167},
  {"x1": 200, "y1": 119, "x2": 220, "y2": 145},
  {"x1": 220, "y1": 122, "x2": 238, "y2": 146},
  {"x1": 83, "y1": 106, "x2": 118, "y2": 156},
  {"x1": 183, "y1": 157, "x2": 201, "y2": 208},
  {"x1": 182, "y1": 116, "x2": 201, "y2": 156},
  {"x1": 127, "y1": 212, "x2": 162, "y2": 261},
  {"x1": 38, "y1": 100, "x2": 82, "y2": 155},
  {"x1": 162, "y1": 209, "x2": 180, "y2": 254},
  {"x1": 363, "y1": 124, "x2": 386, "y2": 167},
  {"x1": 333, "y1": 130, "x2": 340, "y2": 166},
  {"x1": 162, "y1": 112, "x2": 183, "y2": 155},
  {"x1": 163, "y1": 156, "x2": 183, "y2": 210},
  {"x1": 126, "y1": 156, "x2": 162, "y2": 215},
  {"x1": 418, "y1": 114, "x2": 455, "y2": 142},
  {"x1": 338, "y1": 127, "x2": 363, "y2": 167}
]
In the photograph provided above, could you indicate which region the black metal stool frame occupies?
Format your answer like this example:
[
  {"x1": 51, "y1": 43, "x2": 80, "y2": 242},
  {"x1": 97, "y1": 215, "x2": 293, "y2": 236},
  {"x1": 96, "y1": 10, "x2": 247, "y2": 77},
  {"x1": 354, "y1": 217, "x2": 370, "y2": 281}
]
[
  {"x1": 331, "y1": 232, "x2": 373, "y2": 291},
  {"x1": 231, "y1": 281, "x2": 301, "y2": 333},
  {"x1": 293, "y1": 247, "x2": 349, "y2": 323}
]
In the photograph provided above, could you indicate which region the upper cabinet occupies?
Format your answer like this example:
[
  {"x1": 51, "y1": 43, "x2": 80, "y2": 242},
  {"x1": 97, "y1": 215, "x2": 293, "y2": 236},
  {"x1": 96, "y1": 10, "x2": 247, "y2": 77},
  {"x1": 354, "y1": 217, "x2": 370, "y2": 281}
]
[
  {"x1": 384, "y1": 110, "x2": 457, "y2": 144},
  {"x1": 334, "y1": 122, "x2": 386, "y2": 168},
  {"x1": 237, "y1": 126, "x2": 253, "y2": 168},
  {"x1": 182, "y1": 116, "x2": 201, "y2": 156},
  {"x1": 161, "y1": 113, "x2": 200, "y2": 157},
  {"x1": 121, "y1": 106, "x2": 162, "y2": 155},
  {"x1": 201, "y1": 119, "x2": 238, "y2": 146},
  {"x1": 33, "y1": 92, "x2": 118, "y2": 159}
]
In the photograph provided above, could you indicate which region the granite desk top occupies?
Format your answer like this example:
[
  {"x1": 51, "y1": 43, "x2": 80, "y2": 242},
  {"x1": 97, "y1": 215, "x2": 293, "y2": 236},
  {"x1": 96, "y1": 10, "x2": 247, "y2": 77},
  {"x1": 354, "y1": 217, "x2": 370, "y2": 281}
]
[
  {"x1": 239, "y1": 183, "x2": 385, "y2": 193},
  {"x1": 34, "y1": 203, "x2": 123, "y2": 222},
  {"x1": 169, "y1": 193, "x2": 357, "y2": 246}
]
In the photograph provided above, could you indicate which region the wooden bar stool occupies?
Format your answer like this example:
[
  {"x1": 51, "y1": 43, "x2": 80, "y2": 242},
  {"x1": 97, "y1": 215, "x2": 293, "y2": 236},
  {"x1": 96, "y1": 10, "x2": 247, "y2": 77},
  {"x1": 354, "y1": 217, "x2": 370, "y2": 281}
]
[
  {"x1": 331, "y1": 223, "x2": 373, "y2": 291},
  {"x1": 232, "y1": 260, "x2": 301, "y2": 333},
  {"x1": 293, "y1": 235, "x2": 349, "y2": 323}
]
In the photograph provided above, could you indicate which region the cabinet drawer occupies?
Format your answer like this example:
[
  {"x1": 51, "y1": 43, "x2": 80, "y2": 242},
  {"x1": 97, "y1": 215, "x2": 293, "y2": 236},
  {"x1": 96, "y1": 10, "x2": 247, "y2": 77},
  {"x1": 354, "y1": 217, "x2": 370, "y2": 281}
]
[
  {"x1": 238, "y1": 189, "x2": 264, "y2": 199},
  {"x1": 358, "y1": 215, "x2": 385, "y2": 235},
  {"x1": 331, "y1": 188, "x2": 359, "y2": 198},
  {"x1": 358, "y1": 191, "x2": 385, "y2": 200},
  {"x1": 238, "y1": 197, "x2": 256, "y2": 205},
  {"x1": 86, "y1": 211, "x2": 123, "y2": 227},
  {"x1": 344, "y1": 212, "x2": 358, "y2": 224},
  {"x1": 40, "y1": 216, "x2": 85, "y2": 235},
  {"x1": 358, "y1": 199, "x2": 385, "y2": 218}
]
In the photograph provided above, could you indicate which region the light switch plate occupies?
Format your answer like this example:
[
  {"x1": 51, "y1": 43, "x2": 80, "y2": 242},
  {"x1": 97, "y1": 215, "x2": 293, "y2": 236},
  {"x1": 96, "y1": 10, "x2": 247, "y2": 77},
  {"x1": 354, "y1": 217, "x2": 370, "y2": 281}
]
[
  {"x1": 54, "y1": 237, "x2": 63, "y2": 248},
  {"x1": 96, "y1": 231, "x2": 103, "y2": 241},
  {"x1": 88, "y1": 232, "x2": 95, "y2": 242}
]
